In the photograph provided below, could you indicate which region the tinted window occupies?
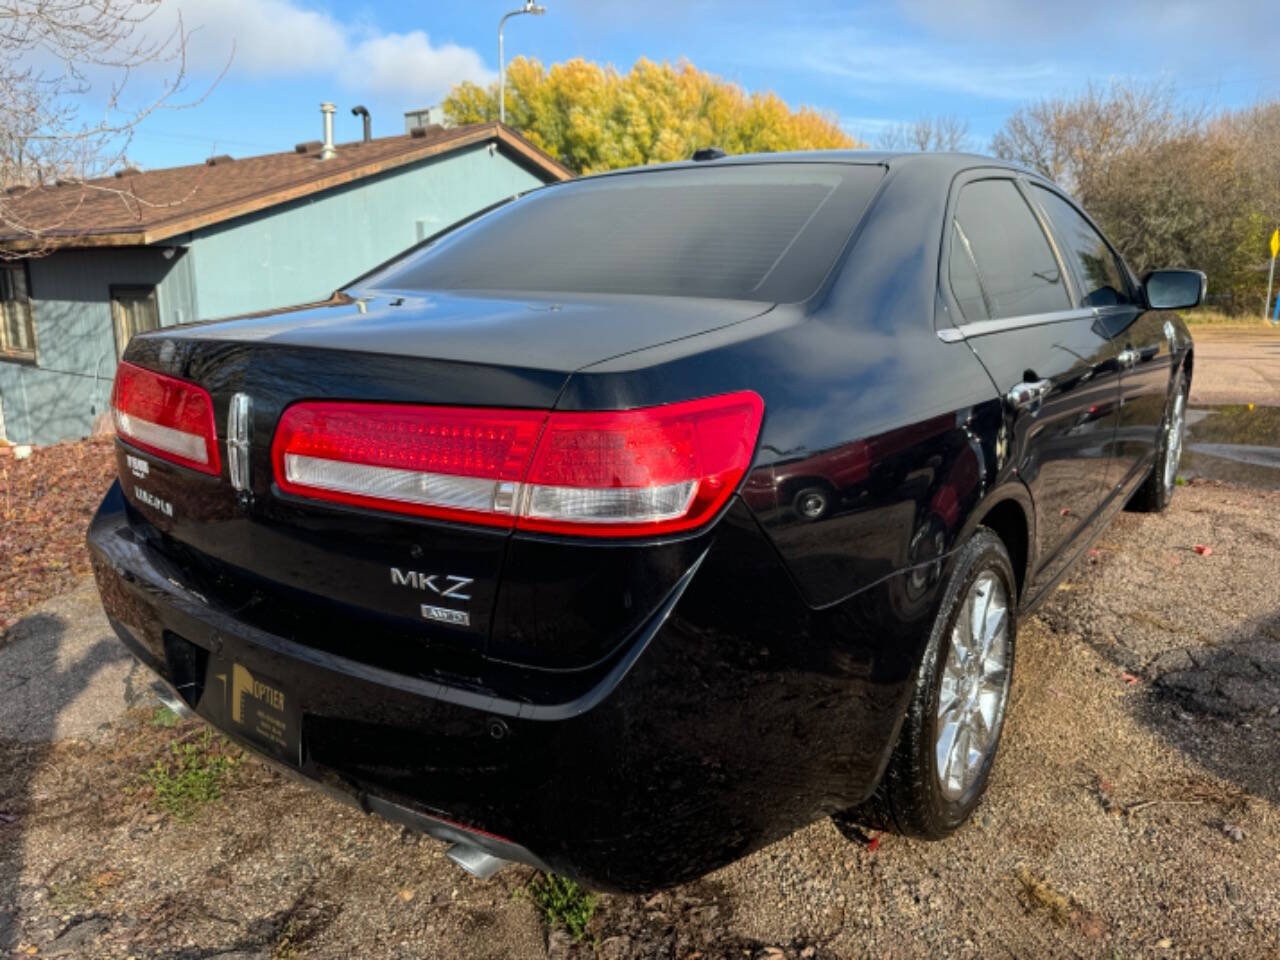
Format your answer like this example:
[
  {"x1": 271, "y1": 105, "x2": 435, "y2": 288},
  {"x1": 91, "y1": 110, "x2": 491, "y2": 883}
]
[
  {"x1": 1032, "y1": 186, "x2": 1132, "y2": 307},
  {"x1": 953, "y1": 179, "x2": 1070, "y2": 319},
  {"x1": 367, "y1": 164, "x2": 885, "y2": 303},
  {"x1": 948, "y1": 221, "x2": 989, "y2": 323}
]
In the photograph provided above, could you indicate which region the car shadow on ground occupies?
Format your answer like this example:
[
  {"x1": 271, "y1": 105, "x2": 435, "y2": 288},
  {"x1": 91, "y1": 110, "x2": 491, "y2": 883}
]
[
  {"x1": 1139, "y1": 607, "x2": 1280, "y2": 807},
  {"x1": 0, "y1": 611, "x2": 132, "y2": 954}
]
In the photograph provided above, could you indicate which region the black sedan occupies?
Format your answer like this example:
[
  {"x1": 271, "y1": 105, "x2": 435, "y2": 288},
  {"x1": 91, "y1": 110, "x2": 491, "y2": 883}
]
[{"x1": 89, "y1": 150, "x2": 1200, "y2": 892}]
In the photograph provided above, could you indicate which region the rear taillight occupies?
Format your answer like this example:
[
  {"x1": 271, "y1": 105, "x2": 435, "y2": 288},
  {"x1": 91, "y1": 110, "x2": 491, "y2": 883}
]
[
  {"x1": 111, "y1": 361, "x2": 220, "y2": 476},
  {"x1": 271, "y1": 391, "x2": 763, "y2": 537},
  {"x1": 272, "y1": 403, "x2": 545, "y2": 529}
]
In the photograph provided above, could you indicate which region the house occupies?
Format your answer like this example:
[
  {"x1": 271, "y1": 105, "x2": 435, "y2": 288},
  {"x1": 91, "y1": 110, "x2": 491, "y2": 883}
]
[{"x1": 0, "y1": 115, "x2": 572, "y2": 445}]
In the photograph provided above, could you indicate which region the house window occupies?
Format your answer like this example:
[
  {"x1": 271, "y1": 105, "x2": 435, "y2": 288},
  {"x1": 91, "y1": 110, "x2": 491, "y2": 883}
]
[
  {"x1": 111, "y1": 286, "x2": 160, "y2": 358},
  {"x1": 0, "y1": 262, "x2": 36, "y2": 361}
]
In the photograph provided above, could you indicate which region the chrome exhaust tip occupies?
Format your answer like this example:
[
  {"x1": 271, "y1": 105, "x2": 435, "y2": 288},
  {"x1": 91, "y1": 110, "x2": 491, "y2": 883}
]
[
  {"x1": 446, "y1": 843, "x2": 508, "y2": 879},
  {"x1": 153, "y1": 685, "x2": 194, "y2": 719}
]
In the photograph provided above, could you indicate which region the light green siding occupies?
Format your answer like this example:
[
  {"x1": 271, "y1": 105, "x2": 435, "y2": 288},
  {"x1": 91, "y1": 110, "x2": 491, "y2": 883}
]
[
  {"x1": 187, "y1": 144, "x2": 544, "y2": 320},
  {"x1": 0, "y1": 247, "x2": 196, "y2": 445},
  {"x1": 0, "y1": 143, "x2": 550, "y2": 445}
]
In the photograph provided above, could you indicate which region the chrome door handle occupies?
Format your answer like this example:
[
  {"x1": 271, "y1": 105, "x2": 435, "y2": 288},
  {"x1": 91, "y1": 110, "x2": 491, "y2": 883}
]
[
  {"x1": 1116, "y1": 348, "x2": 1139, "y2": 369},
  {"x1": 1007, "y1": 378, "x2": 1052, "y2": 411}
]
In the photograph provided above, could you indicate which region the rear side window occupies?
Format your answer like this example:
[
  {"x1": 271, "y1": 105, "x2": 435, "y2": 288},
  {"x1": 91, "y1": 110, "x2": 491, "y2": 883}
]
[
  {"x1": 1031, "y1": 186, "x2": 1133, "y2": 307},
  {"x1": 951, "y1": 179, "x2": 1070, "y2": 320},
  {"x1": 948, "y1": 222, "x2": 989, "y2": 323},
  {"x1": 367, "y1": 164, "x2": 885, "y2": 303}
]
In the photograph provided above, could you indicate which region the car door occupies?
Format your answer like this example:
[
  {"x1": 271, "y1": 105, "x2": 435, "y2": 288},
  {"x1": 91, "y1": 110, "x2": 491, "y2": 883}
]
[
  {"x1": 1028, "y1": 184, "x2": 1174, "y2": 497},
  {"x1": 941, "y1": 174, "x2": 1123, "y2": 602}
]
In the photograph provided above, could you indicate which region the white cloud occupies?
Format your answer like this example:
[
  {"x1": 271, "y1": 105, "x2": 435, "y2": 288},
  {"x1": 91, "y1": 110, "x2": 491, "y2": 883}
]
[
  {"x1": 167, "y1": 0, "x2": 493, "y2": 99},
  {"x1": 339, "y1": 31, "x2": 493, "y2": 96},
  {"x1": 741, "y1": 27, "x2": 1068, "y2": 102}
]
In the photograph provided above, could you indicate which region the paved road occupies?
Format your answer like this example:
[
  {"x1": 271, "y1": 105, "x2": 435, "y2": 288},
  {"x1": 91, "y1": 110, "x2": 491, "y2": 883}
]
[
  {"x1": 0, "y1": 580, "x2": 157, "y2": 742},
  {"x1": 1187, "y1": 326, "x2": 1280, "y2": 406}
]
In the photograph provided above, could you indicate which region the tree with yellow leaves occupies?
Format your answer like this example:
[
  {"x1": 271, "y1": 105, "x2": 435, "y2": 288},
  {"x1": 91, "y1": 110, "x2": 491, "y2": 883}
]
[{"x1": 444, "y1": 58, "x2": 858, "y2": 175}]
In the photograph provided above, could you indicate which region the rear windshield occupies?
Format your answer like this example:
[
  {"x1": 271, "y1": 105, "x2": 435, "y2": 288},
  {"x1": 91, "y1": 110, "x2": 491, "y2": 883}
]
[{"x1": 366, "y1": 162, "x2": 885, "y2": 303}]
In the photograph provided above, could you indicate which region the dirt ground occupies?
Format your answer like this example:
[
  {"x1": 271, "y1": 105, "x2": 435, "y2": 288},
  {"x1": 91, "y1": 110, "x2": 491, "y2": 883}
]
[
  {"x1": 1184, "y1": 325, "x2": 1280, "y2": 407},
  {"x1": 2, "y1": 325, "x2": 1278, "y2": 959},
  {"x1": 1, "y1": 478, "x2": 1277, "y2": 960}
]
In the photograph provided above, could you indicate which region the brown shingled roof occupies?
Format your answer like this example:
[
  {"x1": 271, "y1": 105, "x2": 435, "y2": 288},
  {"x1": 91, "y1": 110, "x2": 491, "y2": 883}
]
[{"x1": 0, "y1": 123, "x2": 572, "y2": 250}]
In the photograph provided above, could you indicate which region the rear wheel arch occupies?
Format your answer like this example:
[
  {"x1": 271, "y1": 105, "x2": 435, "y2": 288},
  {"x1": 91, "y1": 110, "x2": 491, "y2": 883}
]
[{"x1": 970, "y1": 496, "x2": 1030, "y2": 603}]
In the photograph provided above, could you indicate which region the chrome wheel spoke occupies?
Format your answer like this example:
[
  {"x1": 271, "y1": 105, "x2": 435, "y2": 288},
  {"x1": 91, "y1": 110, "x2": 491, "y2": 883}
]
[
  {"x1": 935, "y1": 716, "x2": 960, "y2": 788},
  {"x1": 980, "y1": 604, "x2": 1007, "y2": 661},
  {"x1": 968, "y1": 701, "x2": 990, "y2": 748},
  {"x1": 1164, "y1": 392, "x2": 1186, "y2": 491},
  {"x1": 952, "y1": 594, "x2": 975, "y2": 668},
  {"x1": 943, "y1": 721, "x2": 971, "y2": 794},
  {"x1": 971, "y1": 577, "x2": 993, "y2": 646}
]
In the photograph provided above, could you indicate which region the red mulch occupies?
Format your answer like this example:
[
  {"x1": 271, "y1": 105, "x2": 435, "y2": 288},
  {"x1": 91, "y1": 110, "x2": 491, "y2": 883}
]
[{"x1": 0, "y1": 438, "x2": 118, "y2": 631}]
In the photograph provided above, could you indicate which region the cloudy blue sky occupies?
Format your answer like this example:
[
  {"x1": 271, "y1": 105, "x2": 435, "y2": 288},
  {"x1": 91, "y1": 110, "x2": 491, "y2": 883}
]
[{"x1": 115, "y1": 0, "x2": 1280, "y2": 168}]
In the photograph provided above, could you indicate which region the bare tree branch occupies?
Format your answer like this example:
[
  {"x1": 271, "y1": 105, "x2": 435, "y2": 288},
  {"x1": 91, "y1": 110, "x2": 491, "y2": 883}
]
[
  {"x1": 0, "y1": 0, "x2": 228, "y2": 256},
  {"x1": 876, "y1": 115, "x2": 971, "y2": 153}
]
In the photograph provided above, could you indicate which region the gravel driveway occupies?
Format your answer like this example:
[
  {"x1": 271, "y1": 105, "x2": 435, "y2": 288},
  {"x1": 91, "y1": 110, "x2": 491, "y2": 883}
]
[
  {"x1": 1, "y1": 478, "x2": 1277, "y2": 960},
  {"x1": 3, "y1": 323, "x2": 1278, "y2": 959}
]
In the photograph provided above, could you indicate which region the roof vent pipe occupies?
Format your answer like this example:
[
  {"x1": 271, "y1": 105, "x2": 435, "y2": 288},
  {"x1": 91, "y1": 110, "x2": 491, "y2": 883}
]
[
  {"x1": 351, "y1": 105, "x2": 371, "y2": 143},
  {"x1": 320, "y1": 102, "x2": 336, "y2": 160}
]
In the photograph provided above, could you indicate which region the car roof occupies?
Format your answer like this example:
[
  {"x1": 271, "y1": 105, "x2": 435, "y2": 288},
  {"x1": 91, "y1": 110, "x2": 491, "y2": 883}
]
[{"x1": 567, "y1": 149, "x2": 1042, "y2": 184}]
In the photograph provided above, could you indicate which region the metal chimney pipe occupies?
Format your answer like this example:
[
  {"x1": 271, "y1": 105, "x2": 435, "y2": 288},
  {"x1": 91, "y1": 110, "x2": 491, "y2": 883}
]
[
  {"x1": 351, "y1": 105, "x2": 371, "y2": 143},
  {"x1": 320, "y1": 102, "x2": 336, "y2": 159}
]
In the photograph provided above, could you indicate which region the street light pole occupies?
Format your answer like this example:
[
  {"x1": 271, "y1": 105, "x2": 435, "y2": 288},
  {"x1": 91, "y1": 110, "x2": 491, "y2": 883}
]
[{"x1": 499, "y1": 2, "x2": 546, "y2": 125}]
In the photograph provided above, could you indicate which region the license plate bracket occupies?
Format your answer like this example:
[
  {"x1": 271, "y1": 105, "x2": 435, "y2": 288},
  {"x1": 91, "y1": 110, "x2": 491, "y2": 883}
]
[{"x1": 202, "y1": 655, "x2": 301, "y2": 766}]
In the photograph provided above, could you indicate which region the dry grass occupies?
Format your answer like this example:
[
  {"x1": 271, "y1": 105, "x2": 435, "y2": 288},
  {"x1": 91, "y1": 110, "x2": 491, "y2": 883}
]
[
  {"x1": 1014, "y1": 866, "x2": 1075, "y2": 927},
  {"x1": 1180, "y1": 308, "x2": 1277, "y2": 327}
]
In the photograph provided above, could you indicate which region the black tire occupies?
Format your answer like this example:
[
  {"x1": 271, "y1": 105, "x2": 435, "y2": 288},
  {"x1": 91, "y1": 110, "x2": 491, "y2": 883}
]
[
  {"x1": 835, "y1": 528, "x2": 1017, "y2": 840},
  {"x1": 1126, "y1": 366, "x2": 1188, "y2": 514}
]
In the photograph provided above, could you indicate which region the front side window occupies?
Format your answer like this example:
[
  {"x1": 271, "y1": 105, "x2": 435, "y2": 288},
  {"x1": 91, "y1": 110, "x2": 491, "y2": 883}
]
[
  {"x1": 111, "y1": 286, "x2": 160, "y2": 358},
  {"x1": 0, "y1": 263, "x2": 36, "y2": 360},
  {"x1": 951, "y1": 179, "x2": 1070, "y2": 320},
  {"x1": 367, "y1": 163, "x2": 886, "y2": 304},
  {"x1": 1031, "y1": 186, "x2": 1132, "y2": 308}
]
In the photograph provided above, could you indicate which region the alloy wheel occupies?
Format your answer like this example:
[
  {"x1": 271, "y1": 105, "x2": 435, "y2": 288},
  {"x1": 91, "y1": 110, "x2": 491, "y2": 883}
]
[
  {"x1": 935, "y1": 572, "x2": 1011, "y2": 801},
  {"x1": 1163, "y1": 390, "x2": 1186, "y2": 493}
]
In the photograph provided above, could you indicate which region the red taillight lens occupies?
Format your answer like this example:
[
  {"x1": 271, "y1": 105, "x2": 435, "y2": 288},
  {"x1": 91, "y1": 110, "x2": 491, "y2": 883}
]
[
  {"x1": 517, "y1": 392, "x2": 764, "y2": 536},
  {"x1": 272, "y1": 403, "x2": 546, "y2": 529},
  {"x1": 111, "y1": 361, "x2": 220, "y2": 476},
  {"x1": 271, "y1": 391, "x2": 763, "y2": 537}
]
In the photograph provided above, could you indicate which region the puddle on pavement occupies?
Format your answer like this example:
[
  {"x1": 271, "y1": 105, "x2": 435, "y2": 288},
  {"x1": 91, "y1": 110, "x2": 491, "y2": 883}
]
[{"x1": 1182, "y1": 405, "x2": 1280, "y2": 489}]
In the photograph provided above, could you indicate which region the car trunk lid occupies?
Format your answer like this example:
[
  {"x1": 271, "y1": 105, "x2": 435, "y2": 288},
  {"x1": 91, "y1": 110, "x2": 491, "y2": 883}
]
[{"x1": 113, "y1": 291, "x2": 768, "y2": 678}]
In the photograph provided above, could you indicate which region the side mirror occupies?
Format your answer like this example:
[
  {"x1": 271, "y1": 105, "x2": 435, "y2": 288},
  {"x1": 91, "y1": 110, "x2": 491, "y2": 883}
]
[{"x1": 1142, "y1": 269, "x2": 1206, "y2": 310}]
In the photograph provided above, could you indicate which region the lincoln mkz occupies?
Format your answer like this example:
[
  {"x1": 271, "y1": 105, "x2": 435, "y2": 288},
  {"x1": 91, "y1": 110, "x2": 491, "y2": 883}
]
[{"x1": 89, "y1": 151, "x2": 1202, "y2": 891}]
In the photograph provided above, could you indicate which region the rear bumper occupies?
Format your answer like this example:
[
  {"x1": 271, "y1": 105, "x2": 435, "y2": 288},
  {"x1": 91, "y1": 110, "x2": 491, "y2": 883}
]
[{"x1": 89, "y1": 480, "x2": 916, "y2": 891}]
